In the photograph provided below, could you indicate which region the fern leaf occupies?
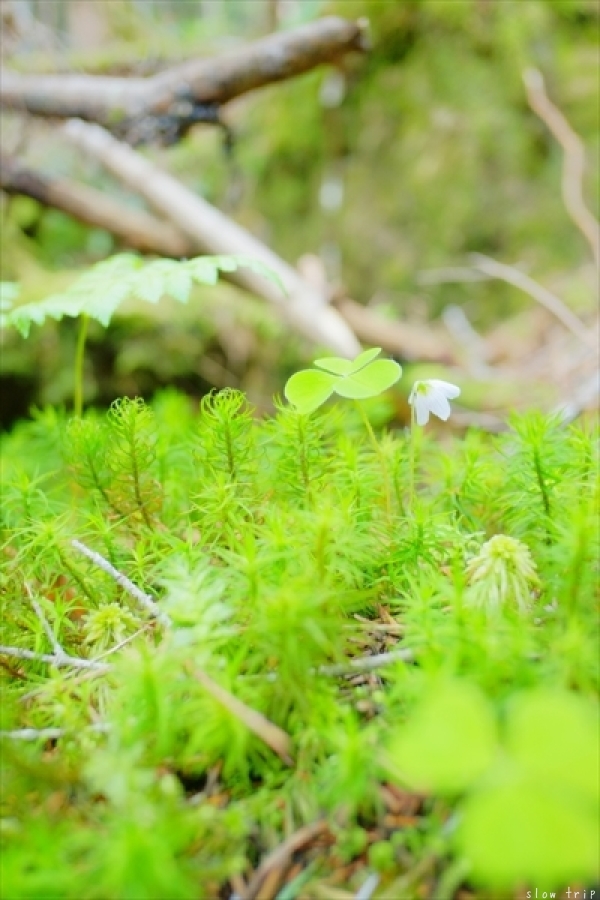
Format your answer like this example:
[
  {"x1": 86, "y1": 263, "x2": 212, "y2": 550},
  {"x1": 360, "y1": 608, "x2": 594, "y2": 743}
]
[{"x1": 1, "y1": 253, "x2": 282, "y2": 338}]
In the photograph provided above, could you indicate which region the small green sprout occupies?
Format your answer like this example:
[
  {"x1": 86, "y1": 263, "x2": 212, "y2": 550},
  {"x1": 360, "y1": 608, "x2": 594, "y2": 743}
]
[
  {"x1": 285, "y1": 348, "x2": 402, "y2": 517},
  {"x1": 284, "y1": 347, "x2": 402, "y2": 415},
  {"x1": 465, "y1": 534, "x2": 540, "y2": 613},
  {"x1": 83, "y1": 603, "x2": 139, "y2": 650}
]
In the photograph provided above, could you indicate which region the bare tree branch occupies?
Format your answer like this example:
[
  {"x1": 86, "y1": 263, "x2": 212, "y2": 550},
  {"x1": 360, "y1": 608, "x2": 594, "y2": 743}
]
[
  {"x1": 523, "y1": 68, "x2": 600, "y2": 272},
  {"x1": 1, "y1": 17, "x2": 368, "y2": 138}
]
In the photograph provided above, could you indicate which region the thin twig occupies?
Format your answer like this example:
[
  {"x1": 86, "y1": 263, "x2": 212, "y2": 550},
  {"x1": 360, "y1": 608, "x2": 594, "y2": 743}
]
[
  {"x1": 91, "y1": 625, "x2": 152, "y2": 660},
  {"x1": 71, "y1": 539, "x2": 171, "y2": 627},
  {"x1": 253, "y1": 647, "x2": 416, "y2": 683},
  {"x1": 189, "y1": 666, "x2": 294, "y2": 766},
  {"x1": 523, "y1": 67, "x2": 600, "y2": 271},
  {"x1": 25, "y1": 582, "x2": 65, "y2": 657},
  {"x1": 354, "y1": 873, "x2": 381, "y2": 900},
  {"x1": 469, "y1": 253, "x2": 596, "y2": 350},
  {"x1": 0, "y1": 723, "x2": 110, "y2": 741},
  {"x1": 244, "y1": 820, "x2": 329, "y2": 900},
  {"x1": 0, "y1": 645, "x2": 110, "y2": 672},
  {"x1": 416, "y1": 266, "x2": 491, "y2": 285},
  {"x1": 318, "y1": 647, "x2": 415, "y2": 676}
]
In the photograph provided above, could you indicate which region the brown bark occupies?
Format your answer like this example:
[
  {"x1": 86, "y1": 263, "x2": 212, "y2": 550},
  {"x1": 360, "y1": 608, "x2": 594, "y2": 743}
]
[{"x1": 0, "y1": 17, "x2": 368, "y2": 129}]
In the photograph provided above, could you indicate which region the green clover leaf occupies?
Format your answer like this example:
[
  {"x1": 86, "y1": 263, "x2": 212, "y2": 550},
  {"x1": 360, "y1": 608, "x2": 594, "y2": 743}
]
[{"x1": 284, "y1": 348, "x2": 402, "y2": 414}]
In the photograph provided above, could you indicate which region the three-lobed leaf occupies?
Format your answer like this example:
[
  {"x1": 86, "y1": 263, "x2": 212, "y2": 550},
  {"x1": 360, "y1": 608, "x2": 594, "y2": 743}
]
[
  {"x1": 284, "y1": 370, "x2": 338, "y2": 414},
  {"x1": 285, "y1": 348, "x2": 402, "y2": 413}
]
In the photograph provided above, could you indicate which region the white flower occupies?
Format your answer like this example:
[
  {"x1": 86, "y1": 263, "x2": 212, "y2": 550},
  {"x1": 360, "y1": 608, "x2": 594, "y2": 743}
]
[{"x1": 409, "y1": 379, "x2": 461, "y2": 426}]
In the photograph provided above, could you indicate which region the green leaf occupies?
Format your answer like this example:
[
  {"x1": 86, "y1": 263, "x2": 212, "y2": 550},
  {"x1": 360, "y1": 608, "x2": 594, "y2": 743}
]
[
  {"x1": 284, "y1": 369, "x2": 337, "y2": 413},
  {"x1": 0, "y1": 282, "x2": 20, "y2": 311},
  {"x1": 505, "y1": 689, "x2": 600, "y2": 804},
  {"x1": 187, "y1": 258, "x2": 220, "y2": 286},
  {"x1": 335, "y1": 359, "x2": 402, "y2": 400},
  {"x1": 239, "y1": 258, "x2": 287, "y2": 295},
  {"x1": 314, "y1": 348, "x2": 383, "y2": 376},
  {"x1": 347, "y1": 347, "x2": 382, "y2": 374},
  {"x1": 313, "y1": 357, "x2": 354, "y2": 375},
  {"x1": 163, "y1": 269, "x2": 193, "y2": 305},
  {"x1": 458, "y1": 777, "x2": 600, "y2": 887},
  {"x1": 388, "y1": 680, "x2": 497, "y2": 794},
  {"x1": 0, "y1": 253, "x2": 251, "y2": 338}
]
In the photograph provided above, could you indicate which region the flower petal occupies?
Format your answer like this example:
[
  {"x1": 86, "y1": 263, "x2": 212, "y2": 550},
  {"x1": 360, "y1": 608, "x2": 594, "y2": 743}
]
[
  {"x1": 427, "y1": 390, "x2": 452, "y2": 421},
  {"x1": 428, "y1": 379, "x2": 461, "y2": 400},
  {"x1": 413, "y1": 396, "x2": 431, "y2": 426}
]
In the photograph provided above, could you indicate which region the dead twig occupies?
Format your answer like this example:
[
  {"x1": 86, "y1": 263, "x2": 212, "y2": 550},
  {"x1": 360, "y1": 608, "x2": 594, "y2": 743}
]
[
  {"x1": 354, "y1": 873, "x2": 381, "y2": 900},
  {"x1": 244, "y1": 820, "x2": 329, "y2": 900},
  {"x1": 0, "y1": 723, "x2": 110, "y2": 741},
  {"x1": 469, "y1": 253, "x2": 596, "y2": 351},
  {"x1": 0, "y1": 645, "x2": 110, "y2": 672},
  {"x1": 189, "y1": 666, "x2": 294, "y2": 767},
  {"x1": 71, "y1": 539, "x2": 171, "y2": 627},
  {"x1": 523, "y1": 67, "x2": 600, "y2": 272},
  {"x1": 297, "y1": 253, "x2": 456, "y2": 364},
  {"x1": 318, "y1": 647, "x2": 415, "y2": 676},
  {"x1": 25, "y1": 581, "x2": 65, "y2": 657}
]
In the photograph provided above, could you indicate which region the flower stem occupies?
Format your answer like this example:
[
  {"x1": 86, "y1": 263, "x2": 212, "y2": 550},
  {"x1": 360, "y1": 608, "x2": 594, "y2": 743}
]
[
  {"x1": 355, "y1": 401, "x2": 391, "y2": 517},
  {"x1": 408, "y1": 402, "x2": 416, "y2": 511},
  {"x1": 73, "y1": 313, "x2": 89, "y2": 418}
]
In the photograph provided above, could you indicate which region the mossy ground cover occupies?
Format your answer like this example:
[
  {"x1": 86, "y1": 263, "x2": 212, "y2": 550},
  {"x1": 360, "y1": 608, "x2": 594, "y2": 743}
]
[{"x1": 1, "y1": 387, "x2": 598, "y2": 898}]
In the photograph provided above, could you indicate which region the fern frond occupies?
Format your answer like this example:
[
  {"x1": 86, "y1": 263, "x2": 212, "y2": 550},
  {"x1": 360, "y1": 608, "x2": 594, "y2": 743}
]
[{"x1": 1, "y1": 254, "x2": 284, "y2": 338}]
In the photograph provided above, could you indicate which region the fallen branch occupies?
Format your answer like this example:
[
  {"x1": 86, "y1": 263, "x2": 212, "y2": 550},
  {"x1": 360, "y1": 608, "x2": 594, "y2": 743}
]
[
  {"x1": 523, "y1": 67, "x2": 600, "y2": 272},
  {"x1": 1, "y1": 17, "x2": 368, "y2": 139},
  {"x1": 62, "y1": 119, "x2": 360, "y2": 356},
  {"x1": 0, "y1": 155, "x2": 193, "y2": 257}
]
